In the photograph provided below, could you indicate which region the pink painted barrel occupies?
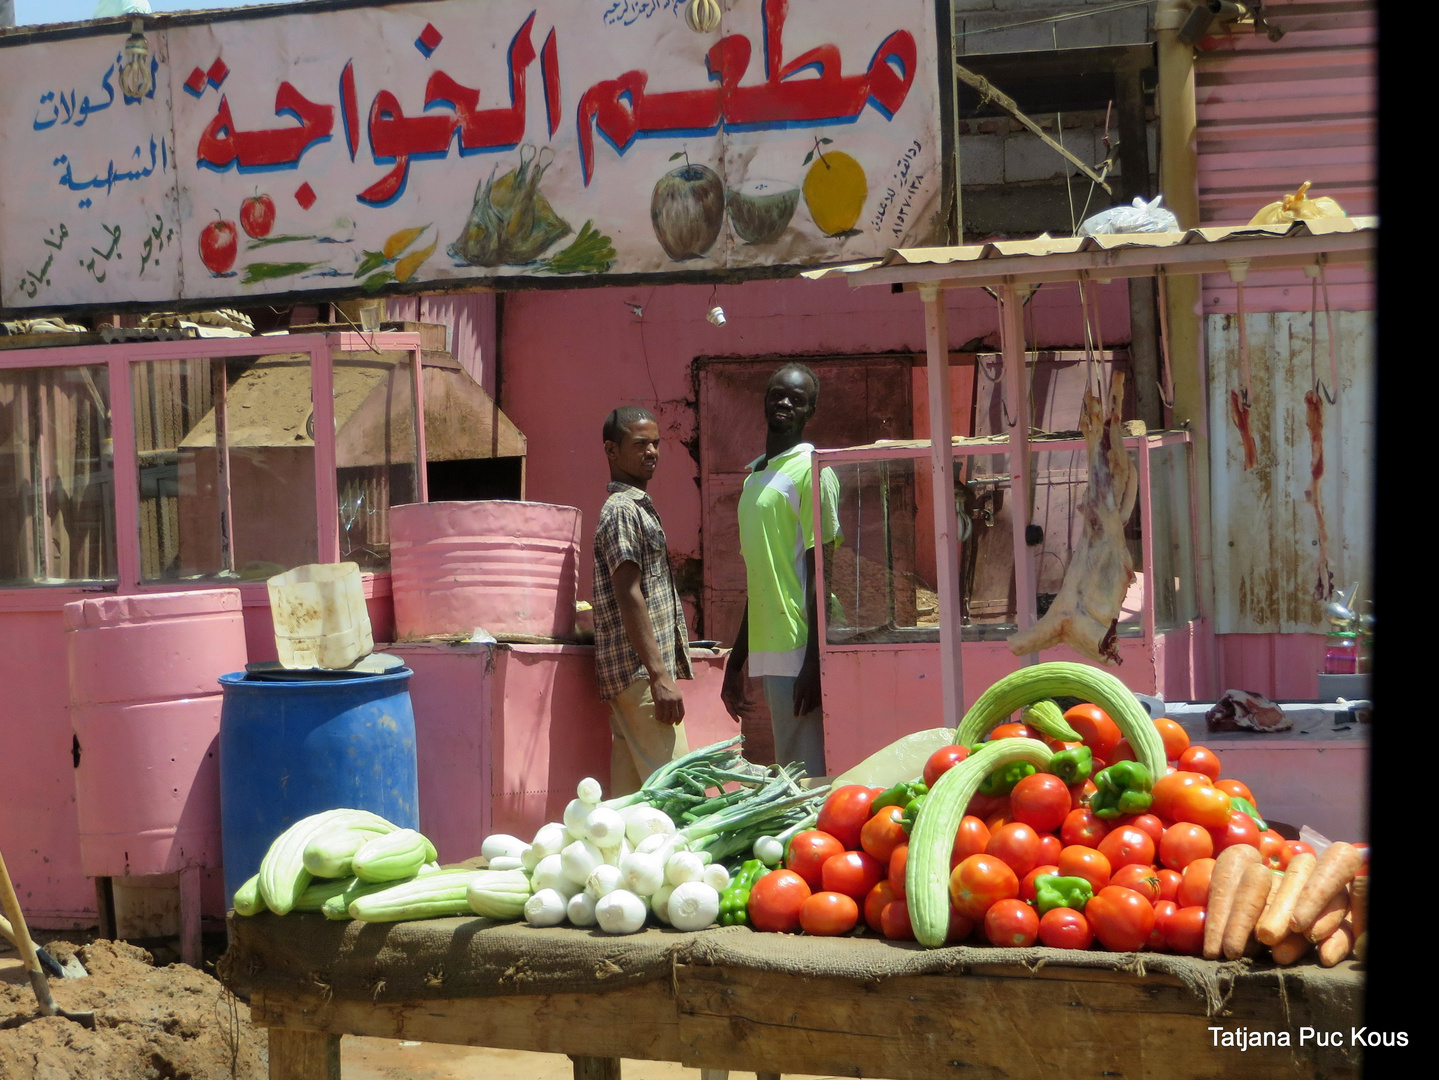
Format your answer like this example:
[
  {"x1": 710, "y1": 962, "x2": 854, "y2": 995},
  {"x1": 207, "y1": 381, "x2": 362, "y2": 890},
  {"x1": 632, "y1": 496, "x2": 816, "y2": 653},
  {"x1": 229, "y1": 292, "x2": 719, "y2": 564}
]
[
  {"x1": 390, "y1": 502, "x2": 581, "y2": 640},
  {"x1": 65, "y1": 590, "x2": 248, "y2": 877}
]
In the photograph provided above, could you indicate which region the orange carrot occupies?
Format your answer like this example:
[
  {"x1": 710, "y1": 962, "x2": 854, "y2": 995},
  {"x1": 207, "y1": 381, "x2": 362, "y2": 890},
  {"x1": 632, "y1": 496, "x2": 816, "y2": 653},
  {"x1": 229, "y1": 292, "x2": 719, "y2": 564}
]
[
  {"x1": 1222, "y1": 863, "x2": 1276, "y2": 960},
  {"x1": 1256, "y1": 851, "x2": 1315, "y2": 946},
  {"x1": 1348, "y1": 873, "x2": 1368, "y2": 939},
  {"x1": 1304, "y1": 885, "x2": 1350, "y2": 943},
  {"x1": 1270, "y1": 931, "x2": 1311, "y2": 966},
  {"x1": 1204, "y1": 844, "x2": 1262, "y2": 959},
  {"x1": 1290, "y1": 842, "x2": 1362, "y2": 933},
  {"x1": 1318, "y1": 920, "x2": 1354, "y2": 967}
]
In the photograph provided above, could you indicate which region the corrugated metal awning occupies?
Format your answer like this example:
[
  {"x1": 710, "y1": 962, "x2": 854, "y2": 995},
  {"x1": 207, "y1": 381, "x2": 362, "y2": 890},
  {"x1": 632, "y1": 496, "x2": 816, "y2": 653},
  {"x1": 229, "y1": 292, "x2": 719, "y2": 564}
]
[{"x1": 800, "y1": 216, "x2": 1376, "y2": 289}]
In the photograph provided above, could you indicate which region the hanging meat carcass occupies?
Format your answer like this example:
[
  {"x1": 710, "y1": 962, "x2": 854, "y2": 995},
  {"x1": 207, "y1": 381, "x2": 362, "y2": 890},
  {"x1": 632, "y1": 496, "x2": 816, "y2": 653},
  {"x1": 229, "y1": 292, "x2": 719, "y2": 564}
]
[{"x1": 1007, "y1": 373, "x2": 1138, "y2": 664}]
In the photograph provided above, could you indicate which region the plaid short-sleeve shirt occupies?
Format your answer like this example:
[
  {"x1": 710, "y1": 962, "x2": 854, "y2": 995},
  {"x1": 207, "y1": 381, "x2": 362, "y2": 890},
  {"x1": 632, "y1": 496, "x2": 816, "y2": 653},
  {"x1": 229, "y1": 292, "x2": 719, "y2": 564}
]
[{"x1": 592, "y1": 482, "x2": 693, "y2": 702}]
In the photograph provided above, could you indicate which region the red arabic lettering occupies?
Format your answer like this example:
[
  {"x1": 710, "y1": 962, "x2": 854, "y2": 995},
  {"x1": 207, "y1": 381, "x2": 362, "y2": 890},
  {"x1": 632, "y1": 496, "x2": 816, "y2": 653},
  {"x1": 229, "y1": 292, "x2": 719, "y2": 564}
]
[
  {"x1": 196, "y1": 82, "x2": 335, "y2": 171},
  {"x1": 358, "y1": 13, "x2": 538, "y2": 205},
  {"x1": 340, "y1": 60, "x2": 360, "y2": 162},
  {"x1": 542, "y1": 28, "x2": 561, "y2": 139},
  {"x1": 577, "y1": 0, "x2": 916, "y2": 184}
]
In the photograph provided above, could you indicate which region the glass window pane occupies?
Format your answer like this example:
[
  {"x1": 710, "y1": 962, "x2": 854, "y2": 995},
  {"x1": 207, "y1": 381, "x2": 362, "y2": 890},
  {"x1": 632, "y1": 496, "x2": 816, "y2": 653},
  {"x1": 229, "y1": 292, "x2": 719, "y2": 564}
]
[
  {"x1": 170, "y1": 352, "x2": 318, "y2": 580},
  {"x1": 0, "y1": 364, "x2": 116, "y2": 586},
  {"x1": 332, "y1": 349, "x2": 418, "y2": 571}
]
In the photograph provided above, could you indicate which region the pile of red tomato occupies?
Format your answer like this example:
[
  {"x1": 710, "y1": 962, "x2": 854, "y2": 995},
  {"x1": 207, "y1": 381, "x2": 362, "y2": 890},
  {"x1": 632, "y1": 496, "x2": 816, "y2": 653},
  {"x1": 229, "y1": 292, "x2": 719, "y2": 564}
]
[{"x1": 745, "y1": 704, "x2": 1335, "y2": 953}]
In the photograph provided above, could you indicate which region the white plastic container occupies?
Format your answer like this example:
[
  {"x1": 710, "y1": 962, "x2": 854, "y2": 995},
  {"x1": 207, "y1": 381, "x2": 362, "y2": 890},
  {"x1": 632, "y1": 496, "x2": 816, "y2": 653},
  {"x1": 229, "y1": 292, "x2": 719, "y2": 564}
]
[{"x1": 267, "y1": 562, "x2": 374, "y2": 669}]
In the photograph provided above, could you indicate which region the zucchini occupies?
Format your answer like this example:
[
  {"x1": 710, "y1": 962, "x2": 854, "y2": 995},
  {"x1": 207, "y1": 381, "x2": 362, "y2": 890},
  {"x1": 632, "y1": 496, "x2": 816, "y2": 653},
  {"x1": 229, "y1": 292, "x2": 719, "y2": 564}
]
[
  {"x1": 1019, "y1": 700, "x2": 1082, "y2": 743},
  {"x1": 347, "y1": 869, "x2": 486, "y2": 922},
  {"x1": 352, "y1": 828, "x2": 438, "y2": 883},
  {"x1": 232, "y1": 873, "x2": 265, "y2": 917},
  {"x1": 302, "y1": 820, "x2": 398, "y2": 878},
  {"x1": 905, "y1": 737, "x2": 1054, "y2": 947},
  {"x1": 321, "y1": 877, "x2": 410, "y2": 920},
  {"x1": 259, "y1": 809, "x2": 396, "y2": 915},
  {"x1": 466, "y1": 869, "x2": 534, "y2": 920},
  {"x1": 953, "y1": 662, "x2": 1165, "y2": 780}
]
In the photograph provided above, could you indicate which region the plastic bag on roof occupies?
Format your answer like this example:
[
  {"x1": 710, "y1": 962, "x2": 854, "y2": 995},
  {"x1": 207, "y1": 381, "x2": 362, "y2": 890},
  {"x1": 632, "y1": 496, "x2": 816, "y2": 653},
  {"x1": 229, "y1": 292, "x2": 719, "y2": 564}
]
[
  {"x1": 1248, "y1": 181, "x2": 1346, "y2": 226},
  {"x1": 1077, "y1": 195, "x2": 1181, "y2": 237}
]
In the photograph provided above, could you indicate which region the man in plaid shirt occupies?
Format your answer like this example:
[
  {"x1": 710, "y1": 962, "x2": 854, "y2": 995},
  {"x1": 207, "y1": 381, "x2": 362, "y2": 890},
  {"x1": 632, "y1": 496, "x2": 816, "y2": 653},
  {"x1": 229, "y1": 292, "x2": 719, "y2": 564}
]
[{"x1": 592, "y1": 406, "x2": 693, "y2": 795}]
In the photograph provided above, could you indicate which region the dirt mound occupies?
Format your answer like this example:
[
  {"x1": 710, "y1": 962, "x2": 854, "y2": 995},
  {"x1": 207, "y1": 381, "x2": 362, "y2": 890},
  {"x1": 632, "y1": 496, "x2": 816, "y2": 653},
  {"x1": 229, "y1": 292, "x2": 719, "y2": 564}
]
[{"x1": 0, "y1": 940, "x2": 267, "y2": 1080}]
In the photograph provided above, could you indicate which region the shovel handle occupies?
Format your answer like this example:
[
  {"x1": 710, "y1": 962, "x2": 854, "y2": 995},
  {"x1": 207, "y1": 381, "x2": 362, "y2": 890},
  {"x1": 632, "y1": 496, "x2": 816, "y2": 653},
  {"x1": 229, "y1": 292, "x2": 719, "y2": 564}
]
[{"x1": 0, "y1": 846, "x2": 58, "y2": 1016}]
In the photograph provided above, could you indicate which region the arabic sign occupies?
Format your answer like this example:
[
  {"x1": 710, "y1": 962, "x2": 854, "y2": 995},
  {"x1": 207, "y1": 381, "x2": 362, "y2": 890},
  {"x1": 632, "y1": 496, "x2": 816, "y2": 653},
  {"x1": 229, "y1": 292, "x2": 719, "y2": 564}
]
[{"x1": 0, "y1": 0, "x2": 945, "y2": 312}]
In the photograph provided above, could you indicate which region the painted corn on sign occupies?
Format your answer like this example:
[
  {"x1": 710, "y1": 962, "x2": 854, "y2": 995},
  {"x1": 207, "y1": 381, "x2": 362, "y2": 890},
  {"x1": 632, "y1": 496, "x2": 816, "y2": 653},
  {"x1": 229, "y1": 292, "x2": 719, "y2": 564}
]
[{"x1": 0, "y1": 0, "x2": 945, "y2": 312}]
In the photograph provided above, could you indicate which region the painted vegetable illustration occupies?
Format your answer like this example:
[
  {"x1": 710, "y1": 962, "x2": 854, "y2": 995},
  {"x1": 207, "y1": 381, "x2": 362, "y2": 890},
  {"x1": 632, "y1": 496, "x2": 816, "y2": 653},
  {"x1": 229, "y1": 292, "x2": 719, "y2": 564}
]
[
  {"x1": 450, "y1": 146, "x2": 571, "y2": 267},
  {"x1": 241, "y1": 192, "x2": 277, "y2": 239},
  {"x1": 199, "y1": 214, "x2": 238, "y2": 275},
  {"x1": 652, "y1": 152, "x2": 724, "y2": 261},
  {"x1": 353, "y1": 225, "x2": 435, "y2": 291},
  {"x1": 726, "y1": 179, "x2": 800, "y2": 245},
  {"x1": 803, "y1": 138, "x2": 867, "y2": 237}
]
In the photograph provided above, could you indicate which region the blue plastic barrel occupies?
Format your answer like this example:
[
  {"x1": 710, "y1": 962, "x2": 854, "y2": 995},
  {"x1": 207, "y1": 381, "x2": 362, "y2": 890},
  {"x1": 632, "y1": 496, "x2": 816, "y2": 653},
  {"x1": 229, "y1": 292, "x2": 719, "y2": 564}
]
[{"x1": 218, "y1": 669, "x2": 420, "y2": 906}]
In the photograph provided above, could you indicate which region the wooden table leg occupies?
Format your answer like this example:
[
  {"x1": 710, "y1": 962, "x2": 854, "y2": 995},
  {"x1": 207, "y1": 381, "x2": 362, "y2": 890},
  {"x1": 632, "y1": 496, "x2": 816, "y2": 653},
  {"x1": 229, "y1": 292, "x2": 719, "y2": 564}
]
[
  {"x1": 269, "y1": 1028, "x2": 340, "y2": 1080},
  {"x1": 568, "y1": 1055, "x2": 621, "y2": 1080},
  {"x1": 179, "y1": 866, "x2": 203, "y2": 969},
  {"x1": 94, "y1": 877, "x2": 116, "y2": 940}
]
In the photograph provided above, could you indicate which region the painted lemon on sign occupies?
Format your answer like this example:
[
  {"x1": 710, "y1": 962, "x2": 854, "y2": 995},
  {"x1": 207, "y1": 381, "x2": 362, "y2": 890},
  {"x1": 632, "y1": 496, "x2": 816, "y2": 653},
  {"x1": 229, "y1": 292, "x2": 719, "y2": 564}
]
[{"x1": 803, "y1": 139, "x2": 867, "y2": 236}]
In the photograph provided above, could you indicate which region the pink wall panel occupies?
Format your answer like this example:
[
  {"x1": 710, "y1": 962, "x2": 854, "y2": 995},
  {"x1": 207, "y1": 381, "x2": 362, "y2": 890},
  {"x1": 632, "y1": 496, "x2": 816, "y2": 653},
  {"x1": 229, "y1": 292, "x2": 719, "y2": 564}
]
[
  {"x1": 1214, "y1": 632, "x2": 1326, "y2": 700},
  {"x1": 1194, "y1": 1, "x2": 1376, "y2": 313},
  {"x1": 500, "y1": 276, "x2": 1132, "y2": 628}
]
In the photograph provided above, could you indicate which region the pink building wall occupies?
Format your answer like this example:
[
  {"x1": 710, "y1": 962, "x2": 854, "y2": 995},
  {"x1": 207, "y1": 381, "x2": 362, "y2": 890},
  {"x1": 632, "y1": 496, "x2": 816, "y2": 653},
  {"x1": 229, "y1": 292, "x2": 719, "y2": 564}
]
[{"x1": 498, "y1": 276, "x2": 1133, "y2": 629}]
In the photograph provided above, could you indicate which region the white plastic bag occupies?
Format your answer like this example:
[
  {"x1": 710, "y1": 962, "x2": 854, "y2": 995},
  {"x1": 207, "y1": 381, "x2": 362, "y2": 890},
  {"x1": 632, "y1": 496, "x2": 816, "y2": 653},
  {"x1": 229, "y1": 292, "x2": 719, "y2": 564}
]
[{"x1": 1078, "y1": 195, "x2": 1180, "y2": 237}]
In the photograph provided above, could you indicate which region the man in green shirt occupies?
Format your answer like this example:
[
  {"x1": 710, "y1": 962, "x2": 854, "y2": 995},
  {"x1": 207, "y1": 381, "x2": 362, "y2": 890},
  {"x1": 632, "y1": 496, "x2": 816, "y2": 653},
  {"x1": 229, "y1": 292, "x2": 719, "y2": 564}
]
[{"x1": 721, "y1": 364, "x2": 841, "y2": 779}]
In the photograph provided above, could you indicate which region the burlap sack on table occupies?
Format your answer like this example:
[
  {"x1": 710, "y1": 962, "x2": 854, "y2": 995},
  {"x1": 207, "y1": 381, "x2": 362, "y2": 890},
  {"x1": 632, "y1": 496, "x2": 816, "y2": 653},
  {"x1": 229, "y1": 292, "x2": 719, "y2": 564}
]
[{"x1": 220, "y1": 913, "x2": 1360, "y2": 1038}]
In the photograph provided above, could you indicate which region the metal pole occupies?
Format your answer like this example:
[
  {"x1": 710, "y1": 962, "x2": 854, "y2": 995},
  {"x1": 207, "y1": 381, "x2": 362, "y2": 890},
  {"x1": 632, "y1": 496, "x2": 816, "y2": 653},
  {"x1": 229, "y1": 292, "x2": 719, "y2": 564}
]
[
  {"x1": 1000, "y1": 286, "x2": 1037, "y2": 663},
  {"x1": 920, "y1": 284, "x2": 965, "y2": 721},
  {"x1": 0, "y1": 2, "x2": 16, "y2": 29}
]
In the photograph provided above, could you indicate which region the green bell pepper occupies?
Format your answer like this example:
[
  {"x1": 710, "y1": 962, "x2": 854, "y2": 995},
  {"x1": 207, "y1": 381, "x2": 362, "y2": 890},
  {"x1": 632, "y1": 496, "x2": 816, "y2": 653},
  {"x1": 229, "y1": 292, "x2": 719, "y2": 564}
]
[
  {"x1": 1033, "y1": 874, "x2": 1094, "y2": 916},
  {"x1": 1045, "y1": 745, "x2": 1093, "y2": 786},
  {"x1": 718, "y1": 860, "x2": 768, "y2": 926},
  {"x1": 899, "y1": 793, "x2": 926, "y2": 835},
  {"x1": 1230, "y1": 796, "x2": 1267, "y2": 831},
  {"x1": 1089, "y1": 761, "x2": 1154, "y2": 820},
  {"x1": 977, "y1": 760, "x2": 1036, "y2": 797},
  {"x1": 871, "y1": 779, "x2": 928, "y2": 814}
]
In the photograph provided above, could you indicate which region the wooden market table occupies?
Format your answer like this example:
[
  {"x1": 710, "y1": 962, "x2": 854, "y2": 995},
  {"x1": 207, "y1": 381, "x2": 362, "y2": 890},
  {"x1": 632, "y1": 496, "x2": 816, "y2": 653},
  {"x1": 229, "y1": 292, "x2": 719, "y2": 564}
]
[{"x1": 222, "y1": 914, "x2": 1363, "y2": 1080}]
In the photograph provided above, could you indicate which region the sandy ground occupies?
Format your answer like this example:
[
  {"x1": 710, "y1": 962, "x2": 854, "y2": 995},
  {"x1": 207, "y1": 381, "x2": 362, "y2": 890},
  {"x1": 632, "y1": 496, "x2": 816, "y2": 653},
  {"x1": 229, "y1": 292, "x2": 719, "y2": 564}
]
[{"x1": 3, "y1": 936, "x2": 845, "y2": 1080}]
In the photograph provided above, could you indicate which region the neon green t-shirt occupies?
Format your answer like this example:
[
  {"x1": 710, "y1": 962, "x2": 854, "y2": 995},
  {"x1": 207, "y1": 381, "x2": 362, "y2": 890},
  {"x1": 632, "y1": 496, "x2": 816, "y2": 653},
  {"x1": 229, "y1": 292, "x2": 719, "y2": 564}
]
[{"x1": 737, "y1": 442, "x2": 842, "y2": 677}]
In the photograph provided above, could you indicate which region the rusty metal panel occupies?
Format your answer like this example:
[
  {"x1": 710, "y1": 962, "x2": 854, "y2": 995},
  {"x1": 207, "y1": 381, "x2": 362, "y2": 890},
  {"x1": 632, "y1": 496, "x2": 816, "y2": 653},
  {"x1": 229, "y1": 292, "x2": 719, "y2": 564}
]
[
  {"x1": 1195, "y1": 0, "x2": 1376, "y2": 313},
  {"x1": 1207, "y1": 310, "x2": 1373, "y2": 634}
]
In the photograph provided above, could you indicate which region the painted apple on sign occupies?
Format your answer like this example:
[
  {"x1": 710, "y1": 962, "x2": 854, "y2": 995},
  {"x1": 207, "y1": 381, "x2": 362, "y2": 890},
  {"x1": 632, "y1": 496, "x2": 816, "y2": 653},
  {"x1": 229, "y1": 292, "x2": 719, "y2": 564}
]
[
  {"x1": 241, "y1": 193, "x2": 276, "y2": 239},
  {"x1": 200, "y1": 215, "x2": 238, "y2": 275}
]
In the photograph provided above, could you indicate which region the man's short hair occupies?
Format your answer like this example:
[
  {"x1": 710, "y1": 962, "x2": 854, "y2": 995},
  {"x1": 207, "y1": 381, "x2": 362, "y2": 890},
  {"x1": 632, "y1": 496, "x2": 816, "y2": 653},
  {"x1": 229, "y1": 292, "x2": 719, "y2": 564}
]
[
  {"x1": 603, "y1": 405, "x2": 656, "y2": 445},
  {"x1": 770, "y1": 362, "x2": 820, "y2": 408}
]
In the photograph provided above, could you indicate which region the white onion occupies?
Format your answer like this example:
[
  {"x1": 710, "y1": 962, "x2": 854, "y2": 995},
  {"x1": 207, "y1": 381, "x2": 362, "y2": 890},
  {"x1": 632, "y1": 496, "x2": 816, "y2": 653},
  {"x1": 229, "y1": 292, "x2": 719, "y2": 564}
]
[
  {"x1": 524, "y1": 889, "x2": 568, "y2": 927},
  {"x1": 566, "y1": 891, "x2": 598, "y2": 927},
  {"x1": 666, "y1": 881, "x2": 720, "y2": 931},
  {"x1": 560, "y1": 839, "x2": 604, "y2": 885},
  {"x1": 651, "y1": 882, "x2": 676, "y2": 925},
  {"x1": 532, "y1": 854, "x2": 579, "y2": 898},
  {"x1": 665, "y1": 851, "x2": 705, "y2": 887},
  {"x1": 585, "y1": 863, "x2": 624, "y2": 902},
  {"x1": 480, "y1": 833, "x2": 528, "y2": 861},
  {"x1": 530, "y1": 822, "x2": 569, "y2": 862},
  {"x1": 623, "y1": 805, "x2": 676, "y2": 847},
  {"x1": 603, "y1": 836, "x2": 632, "y2": 868},
  {"x1": 585, "y1": 807, "x2": 627, "y2": 849},
  {"x1": 636, "y1": 832, "x2": 676, "y2": 856},
  {"x1": 595, "y1": 889, "x2": 648, "y2": 934},
  {"x1": 620, "y1": 851, "x2": 666, "y2": 897},
  {"x1": 563, "y1": 798, "x2": 593, "y2": 836},
  {"x1": 576, "y1": 776, "x2": 604, "y2": 805},
  {"x1": 702, "y1": 864, "x2": 731, "y2": 893},
  {"x1": 753, "y1": 836, "x2": 784, "y2": 867}
]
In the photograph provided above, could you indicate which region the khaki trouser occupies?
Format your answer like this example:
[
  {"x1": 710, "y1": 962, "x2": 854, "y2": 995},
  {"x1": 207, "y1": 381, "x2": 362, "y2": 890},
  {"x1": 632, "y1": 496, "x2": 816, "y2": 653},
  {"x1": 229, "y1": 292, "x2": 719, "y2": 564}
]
[{"x1": 606, "y1": 677, "x2": 690, "y2": 797}]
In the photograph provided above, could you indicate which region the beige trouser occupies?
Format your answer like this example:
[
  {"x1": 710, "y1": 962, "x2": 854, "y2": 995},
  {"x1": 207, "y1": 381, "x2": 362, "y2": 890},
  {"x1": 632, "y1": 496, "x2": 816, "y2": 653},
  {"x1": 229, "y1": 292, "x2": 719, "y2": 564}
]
[{"x1": 605, "y1": 677, "x2": 690, "y2": 797}]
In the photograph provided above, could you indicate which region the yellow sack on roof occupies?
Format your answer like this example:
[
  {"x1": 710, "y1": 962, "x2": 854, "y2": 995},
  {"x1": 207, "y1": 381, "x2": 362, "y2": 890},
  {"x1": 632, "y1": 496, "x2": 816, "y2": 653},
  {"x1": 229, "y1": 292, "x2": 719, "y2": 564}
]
[{"x1": 1248, "y1": 181, "x2": 1347, "y2": 226}]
